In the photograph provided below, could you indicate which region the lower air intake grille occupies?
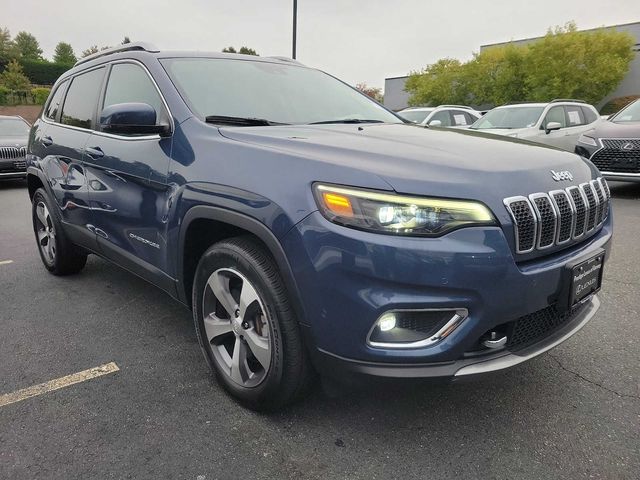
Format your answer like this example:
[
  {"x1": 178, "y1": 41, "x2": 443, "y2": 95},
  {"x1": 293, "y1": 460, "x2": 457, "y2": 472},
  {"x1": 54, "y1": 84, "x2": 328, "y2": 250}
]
[{"x1": 507, "y1": 303, "x2": 585, "y2": 351}]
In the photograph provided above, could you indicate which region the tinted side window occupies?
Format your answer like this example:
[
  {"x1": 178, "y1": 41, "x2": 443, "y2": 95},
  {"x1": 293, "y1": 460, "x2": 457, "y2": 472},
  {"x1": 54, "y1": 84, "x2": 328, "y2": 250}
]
[
  {"x1": 582, "y1": 106, "x2": 598, "y2": 124},
  {"x1": 60, "y1": 67, "x2": 105, "y2": 129},
  {"x1": 564, "y1": 105, "x2": 586, "y2": 126},
  {"x1": 429, "y1": 110, "x2": 452, "y2": 126},
  {"x1": 542, "y1": 106, "x2": 566, "y2": 129},
  {"x1": 103, "y1": 63, "x2": 166, "y2": 124},
  {"x1": 44, "y1": 81, "x2": 68, "y2": 121}
]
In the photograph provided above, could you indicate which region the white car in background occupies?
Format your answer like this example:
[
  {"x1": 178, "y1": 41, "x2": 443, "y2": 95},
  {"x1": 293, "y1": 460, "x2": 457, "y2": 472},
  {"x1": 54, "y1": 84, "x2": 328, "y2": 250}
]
[
  {"x1": 469, "y1": 99, "x2": 601, "y2": 151},
  {"x1": 398, "y1": 105, "x2": 481, "y2": 128}
]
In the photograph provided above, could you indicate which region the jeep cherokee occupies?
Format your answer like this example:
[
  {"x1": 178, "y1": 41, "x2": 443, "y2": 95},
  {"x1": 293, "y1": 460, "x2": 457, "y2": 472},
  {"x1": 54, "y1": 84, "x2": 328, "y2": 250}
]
[{"x1": 26, "y1": 43, "x2": 612, "y2": 410}]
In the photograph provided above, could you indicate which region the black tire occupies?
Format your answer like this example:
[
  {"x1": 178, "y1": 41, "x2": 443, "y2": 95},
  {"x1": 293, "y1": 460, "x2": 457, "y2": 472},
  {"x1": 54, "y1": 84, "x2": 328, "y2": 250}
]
[
  {"x1": 31, "y1": 188, "x2": 87, "y2": 275},
  {"x1": 192, "y1": 235, "x2": 314, "y2": 411}
]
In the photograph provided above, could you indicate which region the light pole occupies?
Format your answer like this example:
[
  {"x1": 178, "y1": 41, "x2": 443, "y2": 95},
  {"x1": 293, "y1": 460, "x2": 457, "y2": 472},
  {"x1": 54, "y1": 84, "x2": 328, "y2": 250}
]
[{"x1": 292, "y1": 0, "x2": 297, "y2": 59}]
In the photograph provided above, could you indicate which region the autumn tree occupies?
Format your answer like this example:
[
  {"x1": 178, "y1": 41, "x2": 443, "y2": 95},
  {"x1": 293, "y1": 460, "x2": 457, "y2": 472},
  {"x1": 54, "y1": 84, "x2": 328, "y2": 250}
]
[
  {"x1": 53, "y1": 42, "x2": 77, "y2": 65},
  {"x1": 355, "y1": 82, "x2": 383, "y2": 103}
]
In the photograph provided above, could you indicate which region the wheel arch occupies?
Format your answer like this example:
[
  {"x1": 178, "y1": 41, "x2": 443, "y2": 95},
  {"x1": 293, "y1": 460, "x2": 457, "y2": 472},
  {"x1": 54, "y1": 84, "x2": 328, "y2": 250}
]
[{"x1": 177, "y1": 206, "x2": 308, "y2": 326}]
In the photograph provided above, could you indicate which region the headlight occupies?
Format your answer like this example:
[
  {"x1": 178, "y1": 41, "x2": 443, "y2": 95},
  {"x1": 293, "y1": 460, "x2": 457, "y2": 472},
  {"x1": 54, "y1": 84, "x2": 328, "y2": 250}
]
[
  {"x1": 578, "y1": 134, "x2": 598, "y2": 147},
  {"x1": 313, "y1": 184, "x2": 496, "y2": 236}
]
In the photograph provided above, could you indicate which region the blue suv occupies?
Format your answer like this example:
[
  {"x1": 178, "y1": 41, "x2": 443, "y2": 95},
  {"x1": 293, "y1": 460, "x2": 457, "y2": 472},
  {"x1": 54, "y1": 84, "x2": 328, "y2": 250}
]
[{"x1": 27, "y1": 43, "x2": 612, "y2": 410}]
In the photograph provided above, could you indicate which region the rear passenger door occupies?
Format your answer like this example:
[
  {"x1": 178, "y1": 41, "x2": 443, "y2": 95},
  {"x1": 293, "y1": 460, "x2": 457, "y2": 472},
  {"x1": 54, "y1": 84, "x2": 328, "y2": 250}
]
[
  {"x1": 40, "y1": 67, "x2": 106, "y2": 250},
  {"x1": 84, "y1": 61, "x2": 174, "y2": 284},
  {"x1": 560, "y1": 105, "x2": 590, "y2": 150}
]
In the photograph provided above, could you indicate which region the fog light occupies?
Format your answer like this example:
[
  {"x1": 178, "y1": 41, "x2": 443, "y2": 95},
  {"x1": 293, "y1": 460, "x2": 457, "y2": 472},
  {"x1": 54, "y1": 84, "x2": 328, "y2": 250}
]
[
  {"x1": 378, "y1": 313, "x2": 397, "y2": 331},
  {"x1": 368, "y1": 309, "x2": 468, "y2": 349}
]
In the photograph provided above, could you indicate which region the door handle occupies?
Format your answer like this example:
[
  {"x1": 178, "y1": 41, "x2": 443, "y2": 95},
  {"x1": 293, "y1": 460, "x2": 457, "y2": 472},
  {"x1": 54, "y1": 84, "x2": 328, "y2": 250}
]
[
  {"x1": 86, "y1": 146, "x2": 104, "y2": 159},
  {"x1": 41, "y1": 136, "x2": 53, "y2": 147}
]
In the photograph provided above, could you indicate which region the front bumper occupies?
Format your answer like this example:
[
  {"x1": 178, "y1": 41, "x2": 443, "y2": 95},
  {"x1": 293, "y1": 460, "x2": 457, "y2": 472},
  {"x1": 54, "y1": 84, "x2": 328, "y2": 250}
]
[
  {"x1": 282, "y1": 211, "x2": 612, "y2": 377},
  {"x1": 310, "y1": 295, "x2": 599, "y2": 379},
  {"x1": 0, "y1": 158, "x2": 27, "y2": 179}
]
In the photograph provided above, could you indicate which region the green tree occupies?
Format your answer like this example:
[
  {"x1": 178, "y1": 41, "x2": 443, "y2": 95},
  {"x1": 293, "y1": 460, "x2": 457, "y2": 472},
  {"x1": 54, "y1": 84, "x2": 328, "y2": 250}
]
[
  {"x1": 405, "y1": 58, "x2": 471, "y2": 106},
  {"x1": 524, "y1": 22, "x2": 635, "y2": 104},
  {"x1": 13, "y1": 31, "x2": 43, "y2": 60},
  {"x1": 0, "y1": 27, "x2": 18, "y2": 60},
  {"x1": 406, "y1": 22, "x2": 635, "y2": 108},
  {"x1": 53, "y1": 42, "x2": 77, "y2": 65},
  {"x1": 223, "y1": 46, "x2": 259, "y2": 56},
  {"x1": 238, "y1": 46, "x2": 258, "y2": 56},
  {"x1": 81, "y1": 45, "x2": 99, "y2": 57},
  {"x1": 0, "y1": 59, "x2": 31, "y2": 91}
]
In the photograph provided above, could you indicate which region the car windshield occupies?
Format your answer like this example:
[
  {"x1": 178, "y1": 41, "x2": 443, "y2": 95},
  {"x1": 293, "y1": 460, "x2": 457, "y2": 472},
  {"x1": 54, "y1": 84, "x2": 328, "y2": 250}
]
[
  {"x1": 0, "y1": 117, "x2": 30, "y2": 136},
  {"x1": 471, "y1": 106, "x2": 544, "y2": 129},
  {"x1": 612, "y1": 100, "x2": 640, "y2": 123},
  {"x1": 398, "y1": 109, "x2": 432, "y2": 123},
  {"x1": 161, "y1": 58, "x2": 401, "y2": 125}
]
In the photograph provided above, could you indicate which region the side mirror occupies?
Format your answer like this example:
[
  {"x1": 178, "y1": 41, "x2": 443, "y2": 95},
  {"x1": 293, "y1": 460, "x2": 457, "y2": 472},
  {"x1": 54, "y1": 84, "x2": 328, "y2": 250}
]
[
  {"x1": 429, "y1": 119, "x2": 442, "y2": 127},
  {"x1": 100, "y1": 102, "x2": 170, "y2": 136},
  {"x1": 545, "y1": 121, "x2": 562, "y2": 134}
]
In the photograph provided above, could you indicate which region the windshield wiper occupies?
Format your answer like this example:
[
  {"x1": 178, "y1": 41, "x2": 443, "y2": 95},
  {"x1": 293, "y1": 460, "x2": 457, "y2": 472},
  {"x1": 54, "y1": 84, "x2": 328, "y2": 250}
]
[
  {"x1": 309, "y1": 119, "x2": 384, "y2": 125},
  {"x1": 205, "y1": 115, "x2": 288, "y2": 126}
]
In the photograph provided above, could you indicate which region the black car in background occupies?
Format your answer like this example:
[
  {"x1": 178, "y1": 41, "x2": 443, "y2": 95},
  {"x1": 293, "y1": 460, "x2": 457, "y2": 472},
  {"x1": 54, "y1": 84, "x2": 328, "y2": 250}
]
[
  {"x1": 0, "y1": 115, "x2": 30, "y2": 180},
  {"x1": 576, "y1": 99, "x2": 640, "y2": 182}
]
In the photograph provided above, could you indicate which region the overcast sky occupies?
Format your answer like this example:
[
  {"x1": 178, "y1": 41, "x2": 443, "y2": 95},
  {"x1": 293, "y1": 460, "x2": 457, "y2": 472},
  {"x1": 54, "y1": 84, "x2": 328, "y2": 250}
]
[{"x1": 4, "y1": 0, "x2": 640, "y2": 89}]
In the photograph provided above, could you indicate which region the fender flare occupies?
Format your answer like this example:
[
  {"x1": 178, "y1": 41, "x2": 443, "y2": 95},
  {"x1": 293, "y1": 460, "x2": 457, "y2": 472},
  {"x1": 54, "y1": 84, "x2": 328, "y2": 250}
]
[{"x1": 177, "y1": 205, "x2": 308, "y2": 326}]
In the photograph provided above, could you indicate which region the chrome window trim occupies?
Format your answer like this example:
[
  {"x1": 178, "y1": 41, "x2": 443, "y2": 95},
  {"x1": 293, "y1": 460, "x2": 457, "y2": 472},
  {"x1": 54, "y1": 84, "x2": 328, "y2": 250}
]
[
  {"x1": 503, "y1": 196, "x2": 537, "y2": 254},
  {"x1": 566, "y1": 185, "x2": 587, "y2": 240},
  {"x1": 41, "y1": 59, "x2": 173, "y2": 142},
  {"x1": 549, "y1": 189, "x2": 575, "y2": 245},
  {"x1": 366, "y1": 308, "x2": 469, "y2": 350},
  {"x1": 528, "y1": 192, "x2": 557, "y2": 250}
]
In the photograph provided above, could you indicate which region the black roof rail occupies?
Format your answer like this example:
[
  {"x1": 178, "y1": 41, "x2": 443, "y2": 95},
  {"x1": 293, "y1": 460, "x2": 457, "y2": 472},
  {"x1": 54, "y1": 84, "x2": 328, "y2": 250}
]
[
  {"x1": 550, "y1": 98, "x2": 587, "y2": 104},
  {"x1": 74, "y1": 42, "x2": 159, "y2": 67}
]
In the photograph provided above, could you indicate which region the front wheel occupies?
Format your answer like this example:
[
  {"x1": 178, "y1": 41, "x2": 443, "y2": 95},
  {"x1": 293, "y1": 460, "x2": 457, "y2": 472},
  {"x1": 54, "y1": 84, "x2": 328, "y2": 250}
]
[{"x1": 192, "y1": 236, "x2": 313, "y2": 410}]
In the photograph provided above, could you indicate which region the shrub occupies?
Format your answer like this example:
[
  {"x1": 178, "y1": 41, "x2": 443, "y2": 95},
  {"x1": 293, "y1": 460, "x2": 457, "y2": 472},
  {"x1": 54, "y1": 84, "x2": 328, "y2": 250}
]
[
  {"x1": 31, "y1": 87, "x2": 51, "y2": 104},
  {"x1": 0, "y1": 85, "x2": 9, "y2": 105},
  {"x1": 18, "y1": 58, "x2": 69, "y2": 85}
]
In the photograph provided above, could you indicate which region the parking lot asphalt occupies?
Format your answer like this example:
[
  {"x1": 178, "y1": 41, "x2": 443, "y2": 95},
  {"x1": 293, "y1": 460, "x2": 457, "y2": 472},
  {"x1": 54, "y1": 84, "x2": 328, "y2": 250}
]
[{"x1": 0, "y1": 179, "x2": 638, "y2": 480}]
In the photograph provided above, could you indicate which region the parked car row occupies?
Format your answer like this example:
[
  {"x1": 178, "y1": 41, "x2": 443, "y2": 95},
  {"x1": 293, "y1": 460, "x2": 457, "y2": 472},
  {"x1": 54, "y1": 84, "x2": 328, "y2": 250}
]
[
  {"x1": 0, "y1": 115, "x2": 30, "y2": 180},
  {"x1": 398, "y1": 98, "x2": 640, "y2": 182}
]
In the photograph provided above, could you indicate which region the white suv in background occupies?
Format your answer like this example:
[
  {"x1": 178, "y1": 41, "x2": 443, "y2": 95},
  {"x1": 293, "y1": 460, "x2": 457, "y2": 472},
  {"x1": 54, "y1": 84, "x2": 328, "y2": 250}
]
[
  {"x1": 469, "y1": 99, "x2": 601, "y2": 151},
  {"x1": 398, "y1": 105, "x2": 481, "y2": 128}
]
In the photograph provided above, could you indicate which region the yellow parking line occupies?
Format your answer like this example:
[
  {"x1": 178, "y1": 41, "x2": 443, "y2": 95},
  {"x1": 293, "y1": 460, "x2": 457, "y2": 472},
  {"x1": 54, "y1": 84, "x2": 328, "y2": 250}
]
[
  {"x1": 0, "y1": 260, "x2": 14, "y2": 266},
  {"x1": 0, "y1": 362, "x2": 119, "y2": 408}
]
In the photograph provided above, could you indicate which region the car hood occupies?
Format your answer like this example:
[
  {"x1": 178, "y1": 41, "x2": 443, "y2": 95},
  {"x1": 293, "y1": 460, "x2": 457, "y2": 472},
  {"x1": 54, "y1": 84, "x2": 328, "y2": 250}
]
[
  {"x1": 589, "y1": 121, "x2": 640, "y2": 138},
  {"x1": 0, "y1": 135, "x2": 28, "y2": 147},
  {"x1": 219, "y1": 123, "x2": 595, "y2": 200}
]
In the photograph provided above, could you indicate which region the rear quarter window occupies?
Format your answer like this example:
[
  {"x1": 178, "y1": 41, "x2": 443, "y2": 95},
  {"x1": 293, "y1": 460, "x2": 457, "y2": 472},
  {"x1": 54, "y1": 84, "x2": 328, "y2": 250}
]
[
  {"x1": 44, "y1": 80, "x2": 68, "y2": 121},
  {"x1": 60, "y1": 67, "x2": 105, "y2": 129}
]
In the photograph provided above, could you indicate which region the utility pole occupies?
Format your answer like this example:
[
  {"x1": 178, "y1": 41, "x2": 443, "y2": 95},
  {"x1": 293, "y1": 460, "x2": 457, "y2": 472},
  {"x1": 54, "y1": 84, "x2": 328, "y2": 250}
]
[{"x1": 292, "y1": 0, "x2": 298, "y2": 59}]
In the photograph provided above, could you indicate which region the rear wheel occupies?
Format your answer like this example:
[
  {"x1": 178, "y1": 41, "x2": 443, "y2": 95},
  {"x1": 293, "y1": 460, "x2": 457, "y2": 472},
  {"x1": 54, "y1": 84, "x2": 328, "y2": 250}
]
[
  {"x1": 192, "y1": 236, "x2": 313, "y2": 410},
  {"x1": 32, "y1": 188, "x2": 87, "y2": 275}
]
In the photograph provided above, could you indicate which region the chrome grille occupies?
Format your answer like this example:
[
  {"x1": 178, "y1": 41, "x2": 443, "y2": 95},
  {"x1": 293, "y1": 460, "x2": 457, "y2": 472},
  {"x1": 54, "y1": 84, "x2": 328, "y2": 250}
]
[
  {"x1": 581, "y1": 183, "x2": 597, "y2": 232},
  {"x1": 504, "y1": 177, "x2": 610, "y2": 254},
  {"x1": 0, "y1": 146, "x2": 26, "y2": 160}
]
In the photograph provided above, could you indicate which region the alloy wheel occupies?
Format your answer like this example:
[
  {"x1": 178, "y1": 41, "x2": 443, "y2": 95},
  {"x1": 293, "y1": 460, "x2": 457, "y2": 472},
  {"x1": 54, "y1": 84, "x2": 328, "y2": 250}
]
[
  {"x1": 202, "y1": 268, "x2": 272, "y2": 388},
  {"x1": 35, "y1": 201, "x2": 56, "y2": 263}
]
